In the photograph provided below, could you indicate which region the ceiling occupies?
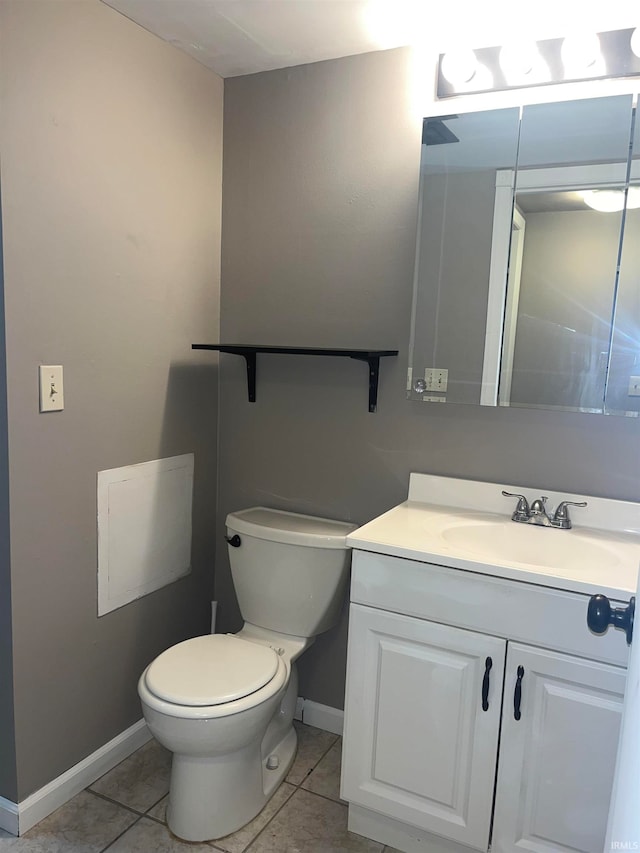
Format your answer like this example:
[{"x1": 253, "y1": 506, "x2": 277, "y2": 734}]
[{"x1": 101, "y1": 0, "x2": 640, "y2": 79}]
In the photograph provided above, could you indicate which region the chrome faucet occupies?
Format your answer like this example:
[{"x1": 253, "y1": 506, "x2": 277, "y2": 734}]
[{"x1": 502, "y1": 491, "x2": 587, "y2": 529}]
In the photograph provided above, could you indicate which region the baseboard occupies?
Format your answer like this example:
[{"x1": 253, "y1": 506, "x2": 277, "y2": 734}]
[
  {"x1": 0, "y1": 796, "x2": 19, "y2": 836},
  {"x1": 0, "y1": 719, "x2": 151, "y2": 836},
  {"x1": 296, "y1": 697, "x2": 344, "y2": 736}
]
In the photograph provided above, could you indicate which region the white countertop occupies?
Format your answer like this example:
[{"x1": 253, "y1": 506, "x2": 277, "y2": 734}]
[{"x1": 347, "y1": 475, "x2": 640, "y2": 600}]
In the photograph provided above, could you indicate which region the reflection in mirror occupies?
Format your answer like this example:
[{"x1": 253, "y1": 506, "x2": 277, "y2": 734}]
[
  {"x1": 407, "y1": 109, "x2": 520, "y2": 404},
  {"x1": 606, "y1": 106, "x2": 640, "y2": 415},
  {"x1": 496, "y1": 97, "x2": 634, "y2": 412}
]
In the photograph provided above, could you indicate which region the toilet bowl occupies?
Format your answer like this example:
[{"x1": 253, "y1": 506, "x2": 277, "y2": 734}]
[{"x1": 138, "y1": 507, "x2": 356, "y2": 842}]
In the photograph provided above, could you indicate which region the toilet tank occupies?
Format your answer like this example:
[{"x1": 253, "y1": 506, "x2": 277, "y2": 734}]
[{"x1": 225, "y1": 507, "x2": 357, "y2": 638}]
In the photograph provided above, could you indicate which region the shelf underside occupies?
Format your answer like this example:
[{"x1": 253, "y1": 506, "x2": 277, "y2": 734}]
[{"x1": 192, "y1": 345, "x2": 398, "y2": 412}]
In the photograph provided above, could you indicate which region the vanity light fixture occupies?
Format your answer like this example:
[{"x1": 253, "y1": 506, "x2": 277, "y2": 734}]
[
  {"x1": 437, "y1": 27, "x2": 640, "y2": 98},
  {"x1": 581, "y1": 186, "x2": 640, "y2": 213}
]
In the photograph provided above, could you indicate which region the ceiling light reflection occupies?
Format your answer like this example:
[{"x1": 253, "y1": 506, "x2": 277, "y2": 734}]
[{"x1": 581, "y1": 187, "x2": 640, "y2": 212}]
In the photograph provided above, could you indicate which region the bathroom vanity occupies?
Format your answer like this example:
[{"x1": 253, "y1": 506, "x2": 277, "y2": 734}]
[{"x1": 341, "y1": 474, "x2": 640, "y2": 853}]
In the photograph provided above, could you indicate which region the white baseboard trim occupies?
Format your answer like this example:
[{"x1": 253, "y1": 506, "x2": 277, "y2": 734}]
[
  {"x1": 0, "y1": 719, "x2": 151, "y2": 836},
  {"x1": 0, "y1": 796, "x2": 19, "y2": 836},
  {"x1": 295, "y1": 698, "x2": 344, "y2": 736}
]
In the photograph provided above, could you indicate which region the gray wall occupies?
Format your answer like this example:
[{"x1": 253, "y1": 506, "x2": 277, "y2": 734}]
[
  {"x1": 0, "y1": 0, "x2": 223, "y2": 798},
  {"x1": 219, "y1": 47, "x2": 640, "y2": 710},
  {"x1": 0, "y1": 196, "x2": 17, "y2": 802}
]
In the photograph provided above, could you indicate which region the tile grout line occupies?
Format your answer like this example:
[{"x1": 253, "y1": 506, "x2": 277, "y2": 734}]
[
  {"x1": 98, "y1": 812, "x2": 146, "y2": 853},
  {"x1": 86, "y1": 787, "x2": 147, "y2": 818}
]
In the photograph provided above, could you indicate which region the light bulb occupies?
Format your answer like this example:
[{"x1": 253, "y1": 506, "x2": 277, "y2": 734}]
[
  {"x1": 440, "y1": 50, "x2": 478, "y2": 86},
  {"x1": 561, "y1": 33, "x2": 601, "y2": 76},
  {"x1": 499, "y1": 41, "x2": 548, "y2": 86}
]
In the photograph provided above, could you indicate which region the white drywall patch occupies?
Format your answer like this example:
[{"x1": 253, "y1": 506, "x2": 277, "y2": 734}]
[{"x1": 97, "y1": 454, "x2": 194, "y2": 616}]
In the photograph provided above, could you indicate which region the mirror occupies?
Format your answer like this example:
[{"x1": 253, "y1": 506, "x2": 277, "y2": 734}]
[{"x1": 408, "y1": 95, "x2": 640, "y2": 415}]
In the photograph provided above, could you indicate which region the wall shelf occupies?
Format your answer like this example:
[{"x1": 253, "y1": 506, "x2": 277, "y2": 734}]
[{"x1": 192, "y1": 345, "x2": 399, "y2": 412}]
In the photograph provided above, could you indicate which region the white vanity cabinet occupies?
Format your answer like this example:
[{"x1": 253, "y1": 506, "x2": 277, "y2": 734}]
[{"x1": 341, "y1": 549, "x2": 629, "y2": 853}]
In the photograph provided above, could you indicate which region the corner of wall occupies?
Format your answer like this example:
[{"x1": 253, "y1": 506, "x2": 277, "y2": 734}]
[{"x1": 0, "y1": 185, "x2": 18, "y2": 802}]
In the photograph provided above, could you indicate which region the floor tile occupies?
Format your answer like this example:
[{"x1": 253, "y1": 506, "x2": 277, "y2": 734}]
[
  {"x1": 285, "y1": 722, "x2": 338, "y2": 786},
  {"x1": 245, "y1": 788, "x2": 384, "y2": 852},
  {"x1": 90, "y1": 738, "x2": 171, "y2": 812},
  {"x1": 0, "y1": 790, "x2": 137, "y2": 852},
  {"x1": 215, "y1": 782, "x2": 295, "y2": 853},
  {"x1": 105, "y1": 817, "x2": 214, "y2": 852},
  {"x1": 301, "y1": 738, "x2": 344, "y2": 802},
  {"x1": 146, "y1": 794, "x2": 167, "y2": 822}
]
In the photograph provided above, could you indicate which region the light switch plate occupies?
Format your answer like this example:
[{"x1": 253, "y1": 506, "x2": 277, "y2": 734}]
[
  {"x1": 628, "y1": 376, "x2": 640, "y2": 397},
  {"x1": 425, "y1": 368, "x2": 449, "y2": 392},
  {"x1": 39, "y1": 365, "x2": 64, "y2": 412}
]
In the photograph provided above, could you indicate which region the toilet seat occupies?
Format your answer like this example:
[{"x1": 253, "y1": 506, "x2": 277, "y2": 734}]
[
  {"x1": 145, "y1": 635, "x2": 280, "y2": 706},
  {"x1": 140, "y1": 634, "x2": 289, "y2": 720}
]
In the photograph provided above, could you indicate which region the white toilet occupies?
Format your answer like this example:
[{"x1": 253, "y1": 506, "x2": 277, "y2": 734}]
[{"x1": 138, "y1": 506, "x2": 356, "y2": 842}]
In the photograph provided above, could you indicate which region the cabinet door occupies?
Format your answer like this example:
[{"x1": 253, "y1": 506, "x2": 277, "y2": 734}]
[
  {"x1": 341, "y1": 604, "x2": 506, "y2": 851},
  {"x1": 492, "y1": 642, "x2": 626, "y2": 853}
]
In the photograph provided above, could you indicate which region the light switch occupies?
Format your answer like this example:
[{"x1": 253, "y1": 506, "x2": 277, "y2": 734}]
[
  {"x1": 628, "y1": 376, "x2": 640, "y2": 397},
  {"x1": 39, "y1": 365, "x2": 64, "y2": 412}
]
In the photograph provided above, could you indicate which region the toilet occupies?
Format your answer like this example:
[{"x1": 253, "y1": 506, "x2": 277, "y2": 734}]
[{"x1": 138, "y1": 506, "x2": 356, "y2": 842}]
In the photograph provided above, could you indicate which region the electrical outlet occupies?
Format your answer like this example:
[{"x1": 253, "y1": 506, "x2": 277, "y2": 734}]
[
  {"x1": 628, "y1": 376, "x2": 640, "y2": 397},
  {"x1": 39, "y1": 365, "x2": 64, "y2": 412},
  {"x1": 425, "y1": 368, "x2": 449, "y2": 392}
]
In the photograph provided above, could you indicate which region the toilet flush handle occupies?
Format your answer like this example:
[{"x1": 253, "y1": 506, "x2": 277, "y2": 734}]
[{"x1": 225, "y1": 534, "x2": 242, "y2": 547}]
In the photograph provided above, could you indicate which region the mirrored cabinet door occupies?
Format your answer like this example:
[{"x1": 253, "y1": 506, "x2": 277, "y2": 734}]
[
  {"x1": 407, "y1": 109, "x2": 520, "y2": 404},
  {"x1": 605, "y1": 107, "x2": 640, "y2": 415},
  {"x1": 499, "y1": 96, "x2": 633, "y2": 413},
  {"x1": 408, "y1": 95, "x2": 640, "y2": 416}
]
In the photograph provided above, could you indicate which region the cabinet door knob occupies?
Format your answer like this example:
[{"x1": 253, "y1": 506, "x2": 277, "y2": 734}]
[
  {"x1": 514, "y1": 665, "x2": 525, "y2": 721},
  {"x1": 481, "y1": 656, "x2": 492, "y2": 711},
  {"x1": 587, "y1": 595, "x2": 634, "y2": 645}
]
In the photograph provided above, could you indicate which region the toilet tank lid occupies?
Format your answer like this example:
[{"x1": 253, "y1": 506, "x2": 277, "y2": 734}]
[{"x1": 226, "y1": 507, "x2": 357, "y2": 549}]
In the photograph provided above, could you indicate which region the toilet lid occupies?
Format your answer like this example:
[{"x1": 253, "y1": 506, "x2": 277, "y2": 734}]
[{"x1": 145, "y1": 635, "x2": 280, "y2": 706}]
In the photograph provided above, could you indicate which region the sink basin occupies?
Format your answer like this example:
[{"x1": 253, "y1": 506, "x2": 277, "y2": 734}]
[{"x1": 442, "y1": 522, "x2": 621, "y2": 572}]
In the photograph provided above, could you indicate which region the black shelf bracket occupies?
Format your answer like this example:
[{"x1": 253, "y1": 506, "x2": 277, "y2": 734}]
[{"x1": 192, "y1": 345, "x2": 398, "y2": 412}]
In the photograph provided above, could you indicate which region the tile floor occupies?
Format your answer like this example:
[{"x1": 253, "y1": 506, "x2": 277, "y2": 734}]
[{"x1": 0, "y1": 722, "x2": 401, "y2": 852}]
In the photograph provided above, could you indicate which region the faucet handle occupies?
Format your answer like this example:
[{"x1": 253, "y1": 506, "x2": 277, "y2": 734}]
[
  {"x1": 502, "y1": 491, "x2": 530, "y2": 521},
  {"x1": 552, "y1": 500, "x2": 587, "y2": 529}
]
